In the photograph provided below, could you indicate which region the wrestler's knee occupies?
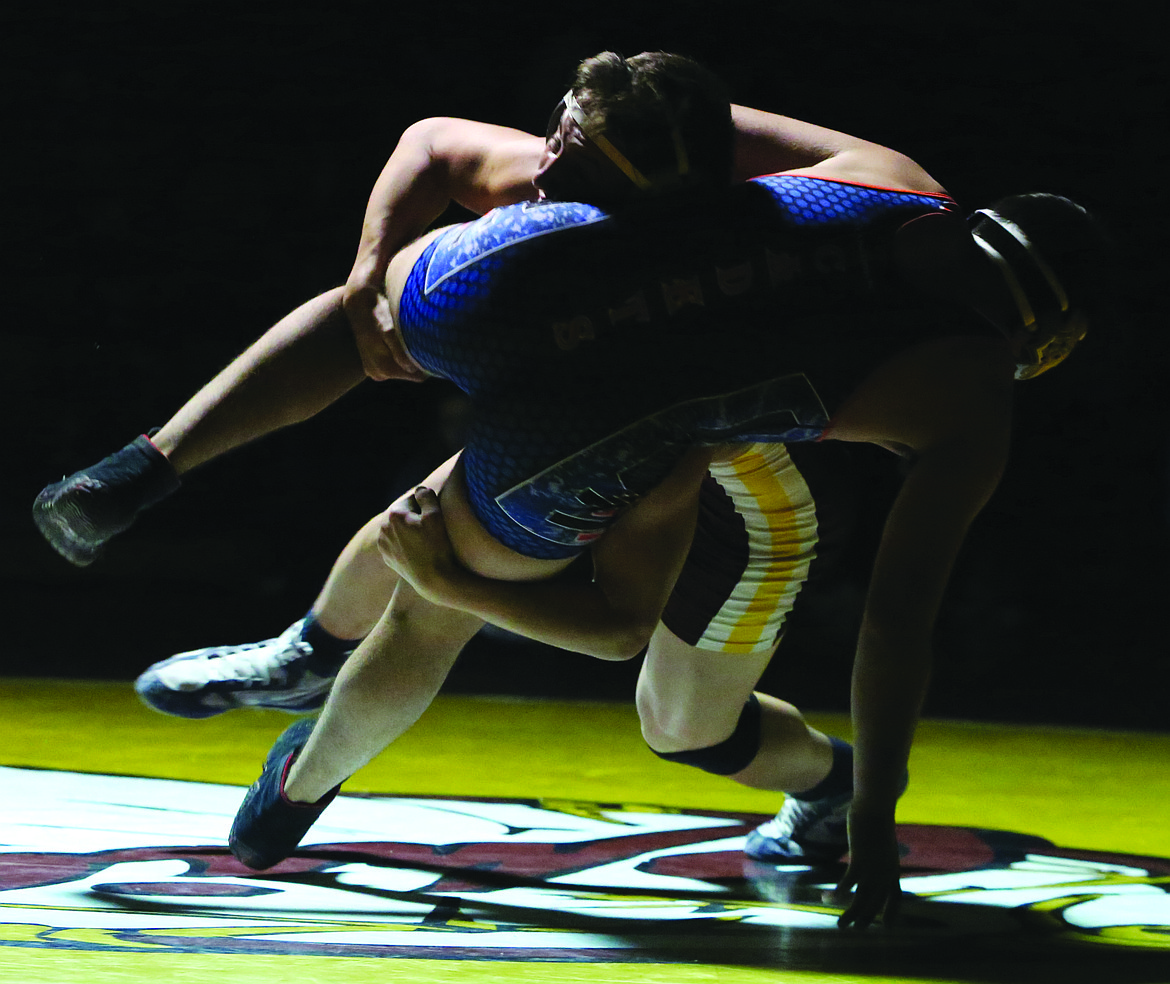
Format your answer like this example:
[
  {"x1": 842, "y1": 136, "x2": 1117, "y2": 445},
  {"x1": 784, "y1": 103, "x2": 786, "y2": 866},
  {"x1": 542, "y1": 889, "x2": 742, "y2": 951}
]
[
  {"x1": 635, "y1": 675, "x2": 694, "y2": 751},
  {"x1": 646, "y1": 694, "x2": 762, "y2": 776}
]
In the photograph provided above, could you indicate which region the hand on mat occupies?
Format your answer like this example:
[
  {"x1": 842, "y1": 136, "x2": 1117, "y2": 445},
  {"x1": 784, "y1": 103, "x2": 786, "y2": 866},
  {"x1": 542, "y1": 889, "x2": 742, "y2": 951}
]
[
  {"x1": 378, "y1": 486, "x2": 463, "y2": 603},
  {"x1": 835, "y1": 805, "x2": 903, "y2": 930}
]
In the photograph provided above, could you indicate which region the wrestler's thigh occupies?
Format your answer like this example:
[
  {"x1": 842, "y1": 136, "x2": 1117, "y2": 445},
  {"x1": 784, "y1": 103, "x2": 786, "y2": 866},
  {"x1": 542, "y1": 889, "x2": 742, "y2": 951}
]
[
  {"x1": 436, "y1": 457, "x2": 577, "y2": 582},
  {"x1": 636, "y1": 624, "x2": 776, "y2": 752},
  {"x1": 380, "y1": 574, "x2": 485, "y2": 653}
]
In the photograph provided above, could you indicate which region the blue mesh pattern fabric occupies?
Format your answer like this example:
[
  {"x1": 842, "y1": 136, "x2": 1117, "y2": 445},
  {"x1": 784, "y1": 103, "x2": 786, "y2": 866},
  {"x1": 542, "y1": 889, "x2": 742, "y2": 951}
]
[
  {"x1": 759, "y1": 173, "x2": 943, "y2": 226},
  {"x1": 396, "y1": 175, "x2": 959, "y2": 558}
]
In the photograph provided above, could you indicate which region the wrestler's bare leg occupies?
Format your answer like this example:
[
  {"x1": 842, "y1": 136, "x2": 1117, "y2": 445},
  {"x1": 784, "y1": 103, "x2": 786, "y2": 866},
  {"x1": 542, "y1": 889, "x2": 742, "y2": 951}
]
[
  {"x1": 278, "y1": 544, "x2": 836, "y2": 805},
  {"x1": 33, "y1": 287, "x2": 367, "y2": 567},
  {"x1": 281, "y1": 452, "x2": 572, "y2": 802},
  {"x1": 153, "y1": 287, "x2": 364, "y2": 474},
  {"x1": 284, "y1": 579, "x2": 484, "y2": 803},
  {"x1": 310, "y1": 513, "x2": 401, "y2": 641},
  {"x1": 298, "y1": 554, "x2": 836, "y2": 796},
  {"x1": 636, "y1": 624, "x2": 834, "y2": 793}
]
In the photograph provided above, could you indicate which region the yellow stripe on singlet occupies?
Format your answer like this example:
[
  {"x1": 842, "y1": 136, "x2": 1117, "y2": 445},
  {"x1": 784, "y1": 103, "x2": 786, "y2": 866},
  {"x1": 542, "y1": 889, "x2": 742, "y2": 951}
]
[{"x1": 719, "y1": 445, "x2": 818, "y2": 653}]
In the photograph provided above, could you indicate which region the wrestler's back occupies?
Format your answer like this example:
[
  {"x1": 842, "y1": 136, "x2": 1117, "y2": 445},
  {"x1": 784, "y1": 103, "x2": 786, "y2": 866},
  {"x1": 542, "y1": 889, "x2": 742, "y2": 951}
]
[{"x1": 383, "y1": 176, "x2": 994, "y2": 569}]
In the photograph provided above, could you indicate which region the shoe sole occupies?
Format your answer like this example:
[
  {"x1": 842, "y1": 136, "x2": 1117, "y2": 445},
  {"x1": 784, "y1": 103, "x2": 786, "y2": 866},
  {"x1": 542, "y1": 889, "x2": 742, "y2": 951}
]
[
  {"x1": 743, "y1": 832, "x2": 845, "y2": 864},
  {"x1": 135, "y1": 672, "x2": 331, "y2": 719},
  {"x1": 32, "y1": 487, "x2": 101, "y2": 567}
]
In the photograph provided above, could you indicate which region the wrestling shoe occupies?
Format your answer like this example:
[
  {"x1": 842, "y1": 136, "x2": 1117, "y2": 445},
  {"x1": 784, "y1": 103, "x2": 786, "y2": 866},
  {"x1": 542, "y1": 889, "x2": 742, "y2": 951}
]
[
  {"x1": 744, "y1": 789, "x2": 853, "y2": 864},
  {"x1": 32, "y1": 435, "x2": 180, "y2": 567},
  {"x1": 230, "y1": 718, "x2": 340, "y2": 870},
  {"x1": 744, "y1": 773, "x2": 909, "y2": 864},
  {"x1": 135, "y1": 620, "x2": 336, "y2": 719}
]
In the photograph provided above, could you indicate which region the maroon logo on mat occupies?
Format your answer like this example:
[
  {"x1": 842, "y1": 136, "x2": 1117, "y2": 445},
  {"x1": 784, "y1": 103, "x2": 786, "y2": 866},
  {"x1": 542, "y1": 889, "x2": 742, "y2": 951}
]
[{"x1": 2, "y1": 769, "x2": 1168, "y2": 960}]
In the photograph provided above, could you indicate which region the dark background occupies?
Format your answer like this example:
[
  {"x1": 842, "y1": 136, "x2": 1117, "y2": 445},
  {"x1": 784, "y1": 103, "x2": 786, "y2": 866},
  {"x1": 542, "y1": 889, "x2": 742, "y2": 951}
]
[{"x1": 3, "y1": 0, "x2": 1166, "y2": 728}]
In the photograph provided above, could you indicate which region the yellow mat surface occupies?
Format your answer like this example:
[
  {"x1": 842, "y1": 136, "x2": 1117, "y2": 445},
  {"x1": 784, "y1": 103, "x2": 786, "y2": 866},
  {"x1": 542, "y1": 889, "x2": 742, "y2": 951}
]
[{"x1": 2, "y1": 679, "x2": 1167, "y2": 984}]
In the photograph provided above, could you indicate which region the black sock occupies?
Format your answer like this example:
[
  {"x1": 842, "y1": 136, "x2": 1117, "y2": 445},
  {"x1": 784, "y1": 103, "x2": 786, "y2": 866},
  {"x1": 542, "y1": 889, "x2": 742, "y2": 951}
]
[
  {"x1": 63, "y1": 433, "x2": 180, "y2": 520},
  {"x1": 299, "y1": 612, "x2": 362, "y2": 674},
  {"x1": 790, "y1": 736, "x2": 853, "y2": 801}
]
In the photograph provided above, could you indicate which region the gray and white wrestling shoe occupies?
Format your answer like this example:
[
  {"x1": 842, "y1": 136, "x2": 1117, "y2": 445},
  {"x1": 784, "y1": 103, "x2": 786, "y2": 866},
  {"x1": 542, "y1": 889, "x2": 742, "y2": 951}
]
[
  {"x1": 745, "y1": 772, "x2": 909, "y2": 864},
  {"x1": 135, "y1": 619, "x2": 336, "y2": 719},
  {"x1": 744, "y1": 789, "x2": 853, "y2": 864}
]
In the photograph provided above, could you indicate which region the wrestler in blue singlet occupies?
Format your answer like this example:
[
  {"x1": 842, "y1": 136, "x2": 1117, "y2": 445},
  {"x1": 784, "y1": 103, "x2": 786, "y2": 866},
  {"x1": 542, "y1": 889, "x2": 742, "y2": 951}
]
[{"x1": 396, "y1": 174, "x2": 985, "y2": 559}]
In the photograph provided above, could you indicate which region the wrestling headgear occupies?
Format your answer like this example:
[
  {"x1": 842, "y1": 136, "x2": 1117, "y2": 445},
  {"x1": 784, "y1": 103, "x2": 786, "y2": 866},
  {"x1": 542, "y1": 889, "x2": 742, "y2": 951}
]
[{"x1": 969, "y1": 208, "x2": 1085, "y2": 380}]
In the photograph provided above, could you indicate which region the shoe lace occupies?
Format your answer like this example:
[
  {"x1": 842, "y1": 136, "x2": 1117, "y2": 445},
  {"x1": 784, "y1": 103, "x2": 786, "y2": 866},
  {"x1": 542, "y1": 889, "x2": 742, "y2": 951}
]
[
  {"x1": 764, "y1": 792, "x2": 849, "y2": 843},
  {"x1": 205, "y1": 635, "x2": 311, "y2": 687},
  {"x1": 769, "y1": 796, "x2": 819, "y2": 837}
]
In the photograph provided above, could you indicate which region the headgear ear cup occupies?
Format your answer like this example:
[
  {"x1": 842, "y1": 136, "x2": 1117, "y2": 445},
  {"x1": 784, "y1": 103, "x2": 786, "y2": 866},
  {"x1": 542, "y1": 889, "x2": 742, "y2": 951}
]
[{"x1": 970, "y1": 209, "x2": 1080, "y2": 379}]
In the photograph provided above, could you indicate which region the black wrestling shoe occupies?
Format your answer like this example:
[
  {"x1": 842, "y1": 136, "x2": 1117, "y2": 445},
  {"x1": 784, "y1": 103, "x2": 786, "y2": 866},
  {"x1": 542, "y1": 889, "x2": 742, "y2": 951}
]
[
  {"x1": 229, "y1": 719, "x2": 340, "y2": 870},
  {"x1": 32, "y1": 434, "x2": 180, "y2": 566}
]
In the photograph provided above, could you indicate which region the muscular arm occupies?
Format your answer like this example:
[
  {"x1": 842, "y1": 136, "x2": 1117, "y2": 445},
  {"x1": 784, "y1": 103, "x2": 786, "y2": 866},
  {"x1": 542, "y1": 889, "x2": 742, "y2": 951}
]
[
  {"x1": 348, "y1": 105, "x2": 943, "y2": 379},
  {"x1": 824, "y1": 336, "x2": 1014, "y2": 926},
  {"x1": 842, "y1": 428, "x2": 1007, "y2": 915},
  {"x1": 730, "y1": 104, "x2": 947, "y2": 195},
  {"x1": 344, "y1": 118, "x2": 545, "y2": 378},
  {"x1": 378, "y1": 449, "x2": 712, "y2": 659}
]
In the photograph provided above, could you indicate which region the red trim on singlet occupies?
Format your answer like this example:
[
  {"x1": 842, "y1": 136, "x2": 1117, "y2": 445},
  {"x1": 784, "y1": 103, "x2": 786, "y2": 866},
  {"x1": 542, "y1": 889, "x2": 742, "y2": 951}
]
[{"x1": 751, "y1": 170, "x2": 957, "y2": 204}]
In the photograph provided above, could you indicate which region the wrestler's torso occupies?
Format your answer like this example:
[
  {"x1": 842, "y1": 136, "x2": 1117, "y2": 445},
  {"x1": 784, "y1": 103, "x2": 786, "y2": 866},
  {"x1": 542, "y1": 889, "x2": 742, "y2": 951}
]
[{"x1": 391, "y1": 174, "x2": 989, "y2": 559}]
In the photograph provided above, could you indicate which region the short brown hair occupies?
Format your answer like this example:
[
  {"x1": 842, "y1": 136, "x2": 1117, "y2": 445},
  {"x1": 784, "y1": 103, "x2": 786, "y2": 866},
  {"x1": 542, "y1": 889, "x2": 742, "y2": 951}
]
[{"x1": 573, "y1": 51, "x2": 733, "y2": 194}]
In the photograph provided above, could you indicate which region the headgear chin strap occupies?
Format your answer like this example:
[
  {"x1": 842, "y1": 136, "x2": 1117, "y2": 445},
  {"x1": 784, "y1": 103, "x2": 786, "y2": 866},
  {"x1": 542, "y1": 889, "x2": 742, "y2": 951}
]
[
  {"x1": 555, "y1": 89, "x2": 690, "y2": 193},
  {"x1": 970, "y1": 209, "x2": 1082, "y2": 380}
]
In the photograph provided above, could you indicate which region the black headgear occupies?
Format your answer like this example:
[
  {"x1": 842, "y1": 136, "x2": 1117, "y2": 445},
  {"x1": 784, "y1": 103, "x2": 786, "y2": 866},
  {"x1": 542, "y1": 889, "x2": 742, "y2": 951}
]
[{"x1": 969, "y1": 209, "x2": 1083, "y2": 379}]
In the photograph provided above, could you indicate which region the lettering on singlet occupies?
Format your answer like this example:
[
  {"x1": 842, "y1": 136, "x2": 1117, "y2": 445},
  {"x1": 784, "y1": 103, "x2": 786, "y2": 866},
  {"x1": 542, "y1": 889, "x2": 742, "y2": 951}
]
[
  {"x1": 545, "y1": 218, "x2": 892, "y2": 353},
  {"x1": 494, "y1": 374, "x2": 830, "y2": 548}
]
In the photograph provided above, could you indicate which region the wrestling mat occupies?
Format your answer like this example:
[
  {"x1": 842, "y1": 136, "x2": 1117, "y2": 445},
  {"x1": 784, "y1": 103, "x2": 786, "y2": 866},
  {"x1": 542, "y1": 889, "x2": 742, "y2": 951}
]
[{"x1": 1, "y1": 682, "x2": 1167, "y2": 984}]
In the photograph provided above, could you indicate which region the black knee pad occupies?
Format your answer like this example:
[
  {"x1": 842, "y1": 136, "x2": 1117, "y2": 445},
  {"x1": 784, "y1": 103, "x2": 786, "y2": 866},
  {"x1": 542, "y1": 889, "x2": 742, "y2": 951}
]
[{"x1": 651, "y1": 694, "x2": 761, "y2": 775}]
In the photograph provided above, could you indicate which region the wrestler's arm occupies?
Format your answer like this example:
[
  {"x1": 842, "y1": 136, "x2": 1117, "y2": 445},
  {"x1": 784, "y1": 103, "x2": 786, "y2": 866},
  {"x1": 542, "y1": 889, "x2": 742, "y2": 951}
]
[
  {"x1": 344, "y1": 118, "x2": 545, "y2": 379},
  {"x1": 347, "y1": 107, "x2": 942, "y2": 379},
  {"x1": 378, "y1": 449, "x2": 712, "y2": 660},
  {"x1": 823, "y1": 336, "x2": 1014, "y2": 928},
  {"x1": 730, "y1": 104, "x2": 946, "y2": 195}
]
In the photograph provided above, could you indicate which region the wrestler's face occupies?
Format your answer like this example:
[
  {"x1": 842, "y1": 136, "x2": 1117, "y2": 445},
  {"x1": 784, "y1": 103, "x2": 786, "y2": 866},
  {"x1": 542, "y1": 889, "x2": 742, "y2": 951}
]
[{"x1": 533, "y1": 103, "x2": 634, "y2": 206}]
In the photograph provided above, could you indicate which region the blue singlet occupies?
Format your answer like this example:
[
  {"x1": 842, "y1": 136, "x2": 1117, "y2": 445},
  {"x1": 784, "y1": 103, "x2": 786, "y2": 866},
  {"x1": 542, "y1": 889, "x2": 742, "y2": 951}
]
[{"x1": 397, "y1": 174, "x2": 968, "y2": 558}]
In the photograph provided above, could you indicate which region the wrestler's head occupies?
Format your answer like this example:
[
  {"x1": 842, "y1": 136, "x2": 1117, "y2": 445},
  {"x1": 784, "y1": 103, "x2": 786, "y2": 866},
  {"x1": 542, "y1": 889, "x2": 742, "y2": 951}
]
[
  {"x1": 535, "y1": 51, "x2": 733, "y2": 207},
  {"x1": 969, "y1": 193, "x2": 1111, "y2": 379}
]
